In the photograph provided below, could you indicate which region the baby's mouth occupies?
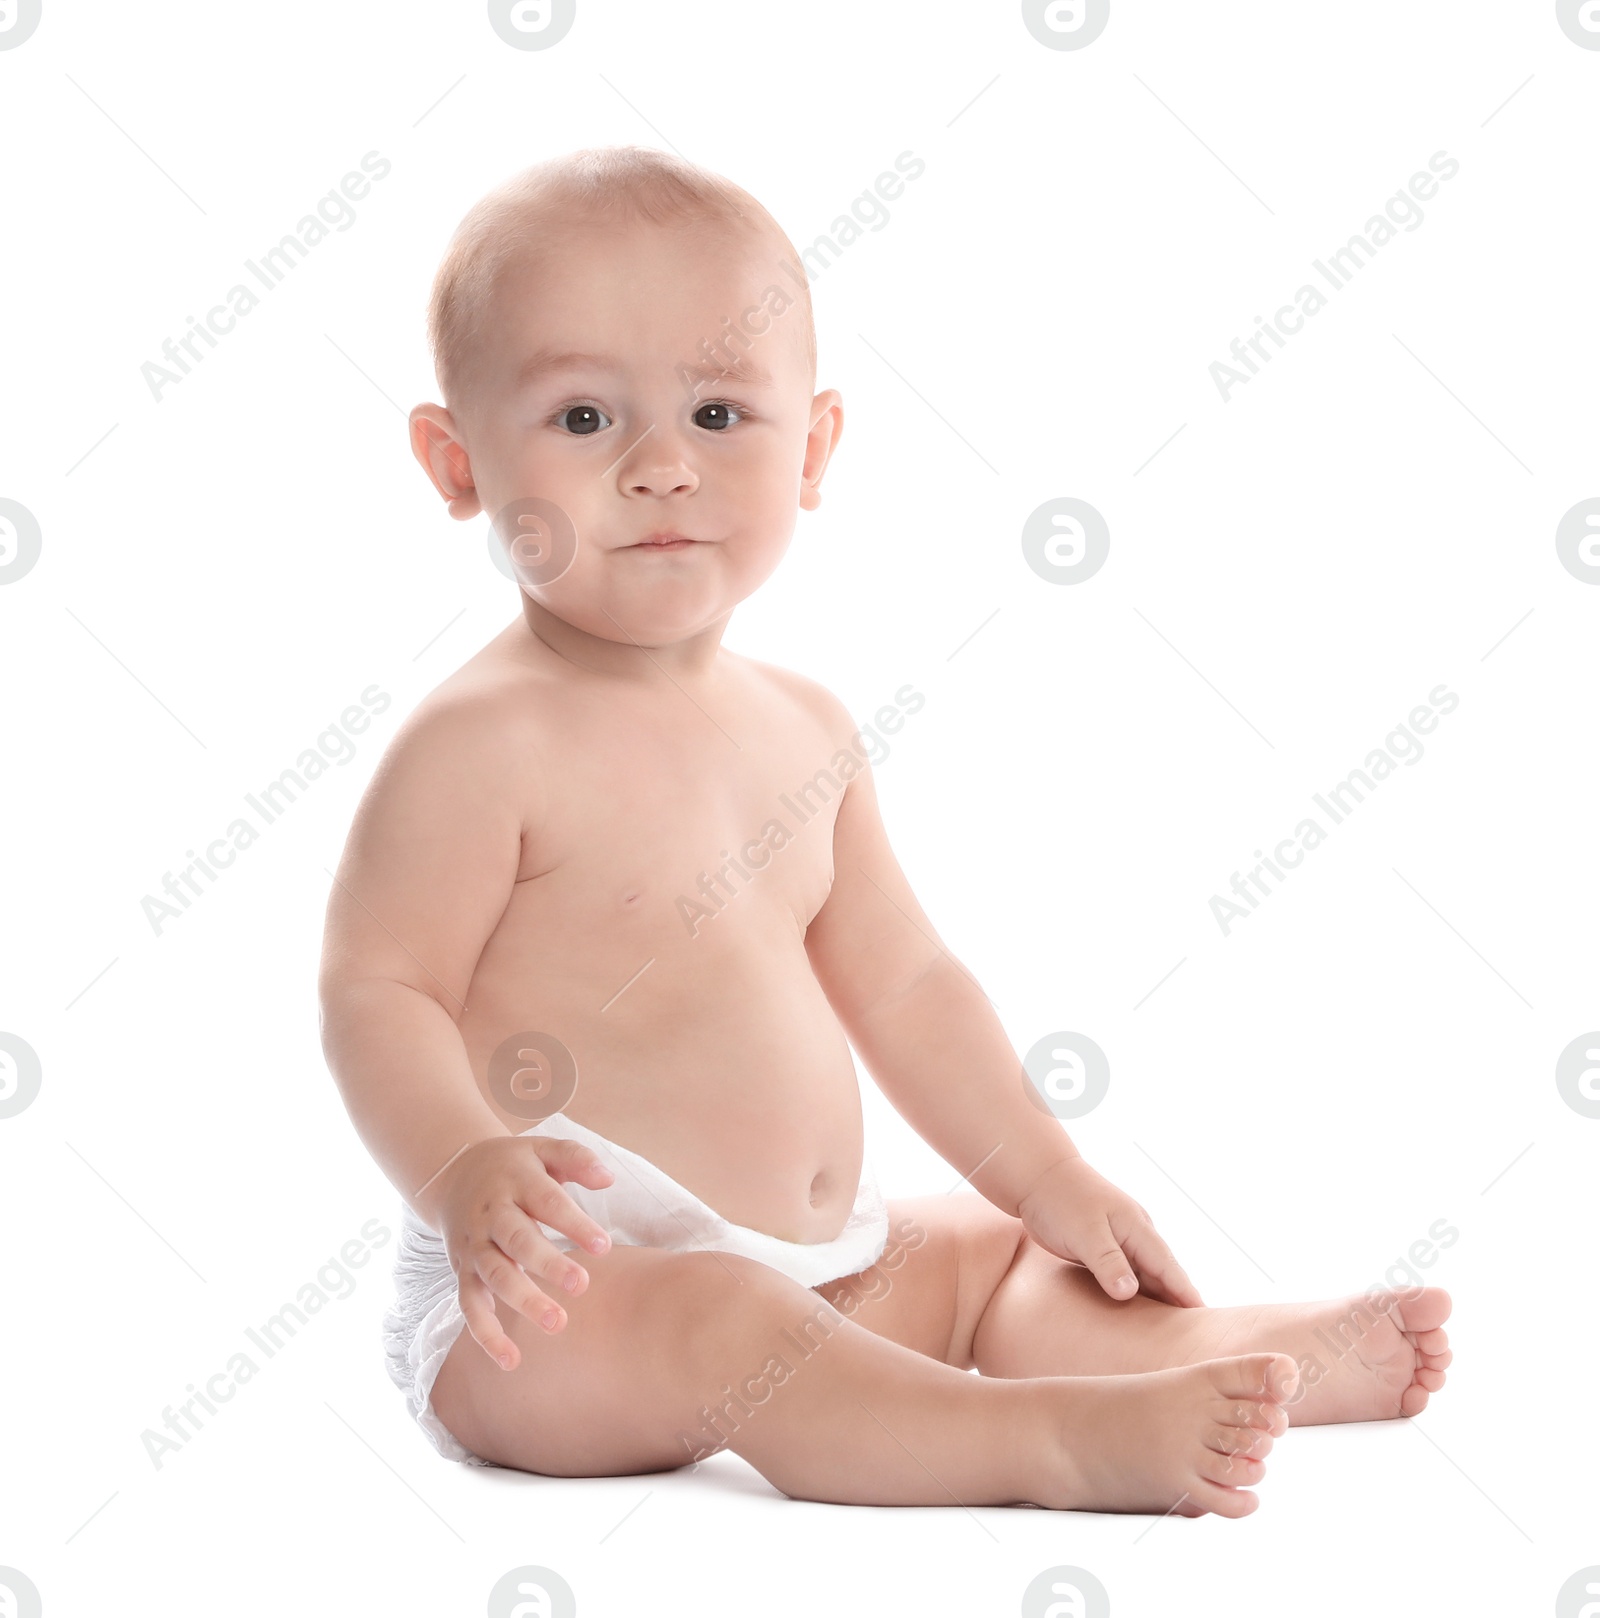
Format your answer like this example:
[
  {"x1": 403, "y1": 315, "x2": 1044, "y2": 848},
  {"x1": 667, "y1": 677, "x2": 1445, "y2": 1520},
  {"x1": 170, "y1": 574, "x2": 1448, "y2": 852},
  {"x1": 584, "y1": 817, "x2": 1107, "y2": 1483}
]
[{"x1": 627, "y1": 532, "x2": 701, "y2": 550}]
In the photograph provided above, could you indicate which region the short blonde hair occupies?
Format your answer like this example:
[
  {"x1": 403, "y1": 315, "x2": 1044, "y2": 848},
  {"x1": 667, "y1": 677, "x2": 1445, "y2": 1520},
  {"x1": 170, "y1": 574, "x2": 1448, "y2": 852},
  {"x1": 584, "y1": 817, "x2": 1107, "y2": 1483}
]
[{"x1": 425, "y1": 145, "x2": 817, "y2": 419}]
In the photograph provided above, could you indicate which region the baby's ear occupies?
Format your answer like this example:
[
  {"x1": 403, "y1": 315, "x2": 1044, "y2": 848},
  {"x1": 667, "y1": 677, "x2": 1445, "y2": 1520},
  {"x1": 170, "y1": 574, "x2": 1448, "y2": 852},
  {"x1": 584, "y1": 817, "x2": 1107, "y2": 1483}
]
[
  {"x1": 799, "y1": 390, "x2": 844, "y2": 511},
  {"x1": 409, "y1": 404, "x2": 482, "y2": 521}
]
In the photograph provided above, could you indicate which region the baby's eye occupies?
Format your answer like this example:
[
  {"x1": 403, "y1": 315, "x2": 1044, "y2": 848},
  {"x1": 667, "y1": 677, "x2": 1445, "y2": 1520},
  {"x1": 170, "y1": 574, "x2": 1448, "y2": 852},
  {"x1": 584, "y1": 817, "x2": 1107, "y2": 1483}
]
[
  {"x1": 693, "y1": 400, "x2": 746, "y2": 431},
  {"x1": 555, "y1": 403, "x2": 611, "y2": 435}
]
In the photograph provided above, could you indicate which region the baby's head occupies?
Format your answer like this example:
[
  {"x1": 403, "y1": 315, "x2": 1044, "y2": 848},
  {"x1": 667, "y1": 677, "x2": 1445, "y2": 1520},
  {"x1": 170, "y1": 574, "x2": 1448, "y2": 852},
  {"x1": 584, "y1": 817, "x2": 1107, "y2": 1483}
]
[{"x1": 410, "y1": 146, "x2": 842, "y2": 668}]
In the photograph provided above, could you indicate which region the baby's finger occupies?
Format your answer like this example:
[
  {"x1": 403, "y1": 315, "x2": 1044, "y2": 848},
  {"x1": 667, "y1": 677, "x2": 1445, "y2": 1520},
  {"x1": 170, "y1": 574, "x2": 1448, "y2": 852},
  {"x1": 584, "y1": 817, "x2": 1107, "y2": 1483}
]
[
  {"x1": 472, "y1": 1236, "x2": 568, "y2": 1339},
  {"x1": 532, "y1": 1135, "x2": 618, "y2": 1195},
  {"x1": 518, "y1": 1158, "x2": 614, "y2": 1257},
  {"x1": 490, "y1": 1206, "x2": 593, "y2": 1301},
  {"x1": 1124, "y1": 1222, "x2": 1204, "y2": 1308},
  {"x1": 1082, "y1": 1220, "x2": 1140, "y2": 1300},
  {"x1": 457, "y1": 1269, "x2": 524, "y2": 1370}
]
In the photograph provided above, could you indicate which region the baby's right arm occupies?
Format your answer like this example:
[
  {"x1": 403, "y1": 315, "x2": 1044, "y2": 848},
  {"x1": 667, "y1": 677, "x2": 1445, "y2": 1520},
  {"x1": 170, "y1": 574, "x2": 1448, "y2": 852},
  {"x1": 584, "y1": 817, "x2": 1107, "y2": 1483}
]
[{"x1": 317, "y1": 691, "x2": 613, "y2": 1369}]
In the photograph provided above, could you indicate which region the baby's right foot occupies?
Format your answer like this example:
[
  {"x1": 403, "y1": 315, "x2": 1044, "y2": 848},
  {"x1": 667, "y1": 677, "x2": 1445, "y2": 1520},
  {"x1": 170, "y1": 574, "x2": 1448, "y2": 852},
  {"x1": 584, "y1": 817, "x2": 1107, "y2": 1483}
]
[{"x1": 1029, "y1": 1352, "x2": 1300, "y2": 1518}]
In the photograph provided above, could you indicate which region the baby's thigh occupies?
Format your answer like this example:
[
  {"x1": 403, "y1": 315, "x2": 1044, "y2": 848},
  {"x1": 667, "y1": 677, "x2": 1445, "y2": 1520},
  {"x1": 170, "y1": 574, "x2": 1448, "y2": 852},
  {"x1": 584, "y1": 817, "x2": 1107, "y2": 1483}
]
[
  {"x1": 431, "y1": 1244, "x2": 766, "y2": 1476},
  {"x1": 813, "y1": 1194, "x2": 1025, "y2": 1370}
]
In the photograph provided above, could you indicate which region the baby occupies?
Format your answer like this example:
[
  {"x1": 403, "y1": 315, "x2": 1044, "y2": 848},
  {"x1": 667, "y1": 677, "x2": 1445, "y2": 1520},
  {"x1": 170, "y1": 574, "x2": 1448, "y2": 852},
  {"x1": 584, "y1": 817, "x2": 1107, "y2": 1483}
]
[{"x1": 318, "y1": 145, "x2": 1452, "y2": 1517}]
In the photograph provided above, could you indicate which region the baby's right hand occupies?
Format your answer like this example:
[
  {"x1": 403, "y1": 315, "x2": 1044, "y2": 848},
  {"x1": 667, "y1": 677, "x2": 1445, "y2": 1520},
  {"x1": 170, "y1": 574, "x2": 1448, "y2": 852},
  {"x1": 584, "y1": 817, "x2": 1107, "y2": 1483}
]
[{"x1": 432, "y1": 1135, "x2": 615, "y2": 1370}]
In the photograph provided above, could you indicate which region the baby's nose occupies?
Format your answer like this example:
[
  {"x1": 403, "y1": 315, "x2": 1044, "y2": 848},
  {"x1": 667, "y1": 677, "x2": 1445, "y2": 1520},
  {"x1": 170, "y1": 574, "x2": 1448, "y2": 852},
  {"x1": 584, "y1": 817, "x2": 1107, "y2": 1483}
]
[{"x1": 620, "y1": 440, "x2": 699, "y2": 497}]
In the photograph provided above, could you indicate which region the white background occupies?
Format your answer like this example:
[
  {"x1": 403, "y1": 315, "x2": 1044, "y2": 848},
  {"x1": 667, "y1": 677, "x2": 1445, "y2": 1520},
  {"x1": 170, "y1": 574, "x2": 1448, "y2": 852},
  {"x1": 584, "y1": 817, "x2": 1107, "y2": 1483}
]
[{"x1": 1, "y1": 1, "x2": 1595, "y2": 1613}]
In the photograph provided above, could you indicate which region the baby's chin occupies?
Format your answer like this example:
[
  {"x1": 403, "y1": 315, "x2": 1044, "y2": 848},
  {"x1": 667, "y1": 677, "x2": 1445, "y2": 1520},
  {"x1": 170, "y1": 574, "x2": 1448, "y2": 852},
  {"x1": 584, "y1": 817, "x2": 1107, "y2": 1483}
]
[{"x1": 522, "y1": 585, "x2": 736, "y2": 651}]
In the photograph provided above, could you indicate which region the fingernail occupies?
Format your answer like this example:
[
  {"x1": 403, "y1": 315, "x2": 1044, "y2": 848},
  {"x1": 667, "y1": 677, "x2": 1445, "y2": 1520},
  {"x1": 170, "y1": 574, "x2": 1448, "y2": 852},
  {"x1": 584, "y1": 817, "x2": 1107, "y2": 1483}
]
[
  {"x1": 498, "y1": 1352, "x2": 512, "y2": 1369},
  {"x1": 562, "y1": 1270, "x2": 581, "y2": 1293},
  {"x1": 542, "y1": 1306, "x2": 561, "y2": 1329},
  {"x1": 588, "y1": 1234, "x2": 610, "y2": 1253}
]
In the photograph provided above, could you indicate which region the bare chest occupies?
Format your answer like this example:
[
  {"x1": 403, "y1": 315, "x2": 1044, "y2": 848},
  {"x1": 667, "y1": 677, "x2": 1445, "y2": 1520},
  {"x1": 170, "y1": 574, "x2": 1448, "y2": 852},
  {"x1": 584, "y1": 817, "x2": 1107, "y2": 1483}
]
[{"x1": 510, "y1": 687, "x2": 852, "y2": 945}]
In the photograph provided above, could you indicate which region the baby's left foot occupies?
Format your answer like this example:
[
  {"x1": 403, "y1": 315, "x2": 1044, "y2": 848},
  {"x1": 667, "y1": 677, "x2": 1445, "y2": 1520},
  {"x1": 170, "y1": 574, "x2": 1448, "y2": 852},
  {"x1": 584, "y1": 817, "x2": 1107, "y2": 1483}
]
[{"x1": 1163, "y1": 1287, "x2": 1452, "y2": 1426}]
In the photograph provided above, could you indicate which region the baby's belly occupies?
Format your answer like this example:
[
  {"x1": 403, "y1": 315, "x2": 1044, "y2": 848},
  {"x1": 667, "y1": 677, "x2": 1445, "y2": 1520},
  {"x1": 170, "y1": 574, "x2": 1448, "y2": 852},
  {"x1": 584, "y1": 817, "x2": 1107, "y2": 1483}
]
[{"x1": 460, "y1": 913, "x2": 865, "y2": 1245}]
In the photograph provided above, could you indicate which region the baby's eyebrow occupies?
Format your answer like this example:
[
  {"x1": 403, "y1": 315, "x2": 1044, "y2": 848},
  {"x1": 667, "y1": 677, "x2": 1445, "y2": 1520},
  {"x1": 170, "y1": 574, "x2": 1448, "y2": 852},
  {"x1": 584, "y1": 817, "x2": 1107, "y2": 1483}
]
[
  {"x1": 515, "y1": 348, "x2": 617, "y2": 386},
  {"x1": 515, "y1": 346, "x2": 773, "y2": 389},
  {"x1": 682, "y1": 355, "x2": 773, "y2": 387}
]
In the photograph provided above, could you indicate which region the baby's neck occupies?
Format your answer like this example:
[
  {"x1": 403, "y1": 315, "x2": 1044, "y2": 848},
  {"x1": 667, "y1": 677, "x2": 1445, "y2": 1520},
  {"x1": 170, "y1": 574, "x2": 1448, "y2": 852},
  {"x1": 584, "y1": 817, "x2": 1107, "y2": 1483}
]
[{"x1": 516, "y1": 594, "x2": 731, "y2": 687}]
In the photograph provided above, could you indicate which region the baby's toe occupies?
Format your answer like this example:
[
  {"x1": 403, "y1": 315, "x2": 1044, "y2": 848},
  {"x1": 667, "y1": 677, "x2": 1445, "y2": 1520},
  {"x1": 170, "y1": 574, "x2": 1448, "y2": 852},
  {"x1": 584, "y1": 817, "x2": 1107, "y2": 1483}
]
[
  {"x1": 1394, "y1": 1287, "x2": 1451, "y2": 1333},
  {"x1": 1415, "y1": 1326, "x2": 1450, "y2": 1355},
  {"x1": 1415, "y1": 1366, "x2": 1447, "y2": 1392},
  {"x1": 1199, "y1": 1448, "x2": 1265, "y2": 1487},
  {"x1": 1399, "y1": 1382, "x2": 1429, "y2": 1416},
  {"x1": 1187, "y1": 1480, "x2": 1258, "y2": 1518},
  {"x1": 1420, "y1": 1347, "x2": 1452, "y2": 1371},
  {"x1": 1208, "y1": 1420, "x2": 1274, "y2": 1460},
  {"x1": 1216, "y1": 1397, "x2": 1286, "y2": 1435},
  {"x1": 1237, "y1": 1352, "x2": 1300, "y2": 1404}
]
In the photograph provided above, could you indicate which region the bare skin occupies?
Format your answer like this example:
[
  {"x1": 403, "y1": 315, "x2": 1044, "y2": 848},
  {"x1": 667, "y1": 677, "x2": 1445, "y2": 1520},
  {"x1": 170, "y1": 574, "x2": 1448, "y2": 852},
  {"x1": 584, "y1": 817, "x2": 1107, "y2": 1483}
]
[
  {"x1": 319, "y1": 201, "x2": 1452, "y2": 1517},
  {"x1": 428, "y1": 1234, "x2": 1305, "y2": 1517}
]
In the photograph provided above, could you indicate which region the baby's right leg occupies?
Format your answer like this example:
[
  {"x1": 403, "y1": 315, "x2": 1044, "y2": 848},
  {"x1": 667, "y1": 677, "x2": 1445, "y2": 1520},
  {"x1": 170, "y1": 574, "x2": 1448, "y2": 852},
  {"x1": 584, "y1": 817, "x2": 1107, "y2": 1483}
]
[{"x1": 427, "y1": 1245, "x2": 1299, "y2": 1516}]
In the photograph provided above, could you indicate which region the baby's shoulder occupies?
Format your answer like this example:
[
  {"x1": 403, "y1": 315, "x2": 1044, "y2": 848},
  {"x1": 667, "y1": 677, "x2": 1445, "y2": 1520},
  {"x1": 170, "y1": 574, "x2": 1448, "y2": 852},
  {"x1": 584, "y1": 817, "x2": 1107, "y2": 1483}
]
[
  {"x1": 368, "y1": 657, "x2": 555, "y2": 813},
  {"x1": 730, "y1": 653, "x2": 856, "y2": 744}
]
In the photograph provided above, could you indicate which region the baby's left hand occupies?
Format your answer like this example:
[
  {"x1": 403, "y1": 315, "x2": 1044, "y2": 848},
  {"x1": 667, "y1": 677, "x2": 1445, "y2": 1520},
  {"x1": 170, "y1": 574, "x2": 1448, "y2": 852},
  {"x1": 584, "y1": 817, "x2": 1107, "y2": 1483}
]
[{"x1": 1017, "y1": 1157, "x2": 1205, "y2": 1307}]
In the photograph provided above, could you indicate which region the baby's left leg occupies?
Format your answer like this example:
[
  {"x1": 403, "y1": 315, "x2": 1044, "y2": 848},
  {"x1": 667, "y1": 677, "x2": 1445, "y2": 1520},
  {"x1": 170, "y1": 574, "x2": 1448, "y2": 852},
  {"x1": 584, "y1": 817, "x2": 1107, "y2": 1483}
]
[{"x1": 824, "y1": 1196, "x2": 1451, "y2": 1428}]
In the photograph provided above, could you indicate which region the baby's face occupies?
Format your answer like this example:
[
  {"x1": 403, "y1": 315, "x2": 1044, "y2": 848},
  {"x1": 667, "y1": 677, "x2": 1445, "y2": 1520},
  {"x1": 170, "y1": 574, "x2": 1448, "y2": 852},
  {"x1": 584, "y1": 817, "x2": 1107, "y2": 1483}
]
[{"x1": 439, "y1": 218, "x2": 838, "y2": 652}]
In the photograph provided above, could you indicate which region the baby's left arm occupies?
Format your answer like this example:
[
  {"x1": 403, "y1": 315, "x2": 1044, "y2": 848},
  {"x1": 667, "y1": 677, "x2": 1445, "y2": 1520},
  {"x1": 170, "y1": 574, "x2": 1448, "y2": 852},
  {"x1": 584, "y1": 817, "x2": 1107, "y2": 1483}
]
[{"x1": 803, "y1": 695, "x2": 1202, "y2": 1308}]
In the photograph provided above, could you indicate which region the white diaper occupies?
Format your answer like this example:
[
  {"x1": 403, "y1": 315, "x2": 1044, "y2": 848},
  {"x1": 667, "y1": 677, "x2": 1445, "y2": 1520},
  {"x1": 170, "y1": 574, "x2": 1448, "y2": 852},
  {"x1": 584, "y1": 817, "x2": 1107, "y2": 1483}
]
[{"x1": 382, "y1": 1110, "x2": 891, "y2": 1465}]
